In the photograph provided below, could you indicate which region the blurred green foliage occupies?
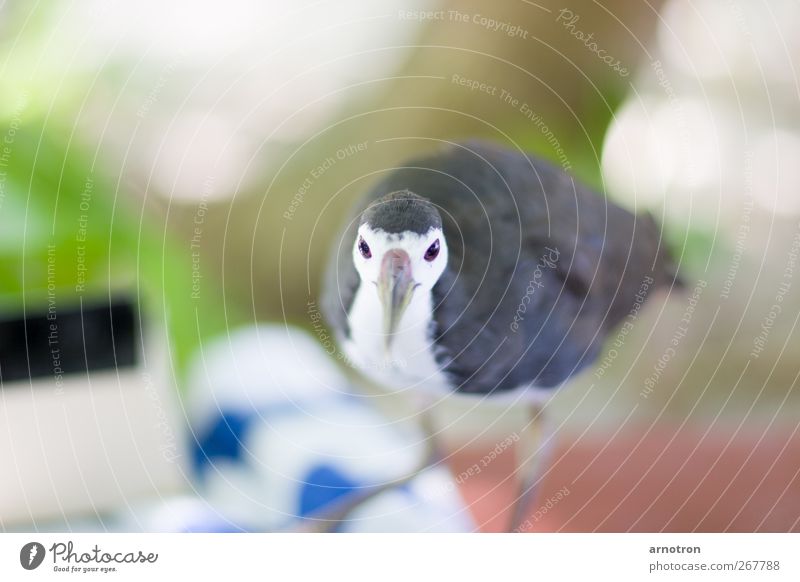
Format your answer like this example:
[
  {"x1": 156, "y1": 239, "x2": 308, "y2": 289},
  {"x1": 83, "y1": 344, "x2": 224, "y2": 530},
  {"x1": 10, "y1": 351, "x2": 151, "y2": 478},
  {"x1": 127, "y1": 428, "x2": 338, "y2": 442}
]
[{"x1": 0, "y1": 122, "x2": 231, "y2": 382}]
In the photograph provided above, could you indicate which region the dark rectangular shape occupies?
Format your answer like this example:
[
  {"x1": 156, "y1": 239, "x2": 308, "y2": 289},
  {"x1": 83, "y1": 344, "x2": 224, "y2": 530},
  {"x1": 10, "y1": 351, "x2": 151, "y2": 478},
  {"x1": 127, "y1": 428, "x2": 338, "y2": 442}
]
[{"x1": 0, "y1": 299, "x2": 138, "y2": 384}]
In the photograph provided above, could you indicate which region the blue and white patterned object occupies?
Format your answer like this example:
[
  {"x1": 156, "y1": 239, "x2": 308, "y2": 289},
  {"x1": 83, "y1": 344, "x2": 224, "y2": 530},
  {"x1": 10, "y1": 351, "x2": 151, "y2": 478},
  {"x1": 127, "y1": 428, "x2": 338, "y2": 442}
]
[{"x1": 186, "y1": 325, "x2": 474, "y2": 532}]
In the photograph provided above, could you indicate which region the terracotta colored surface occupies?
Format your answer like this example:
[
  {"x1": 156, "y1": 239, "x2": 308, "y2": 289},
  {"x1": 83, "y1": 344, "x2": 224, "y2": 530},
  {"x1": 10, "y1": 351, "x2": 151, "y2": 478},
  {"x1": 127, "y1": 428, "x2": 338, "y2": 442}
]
[{"x1": 451, "y1": 423, "x2": 800, "y2": 532}]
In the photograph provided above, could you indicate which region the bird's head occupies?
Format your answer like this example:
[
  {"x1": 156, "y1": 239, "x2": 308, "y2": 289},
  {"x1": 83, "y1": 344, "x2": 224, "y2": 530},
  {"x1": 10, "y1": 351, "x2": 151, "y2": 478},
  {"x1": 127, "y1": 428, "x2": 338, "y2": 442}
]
[{"x1": 352, "y1": 191, "x2": 448, "y2": 350}]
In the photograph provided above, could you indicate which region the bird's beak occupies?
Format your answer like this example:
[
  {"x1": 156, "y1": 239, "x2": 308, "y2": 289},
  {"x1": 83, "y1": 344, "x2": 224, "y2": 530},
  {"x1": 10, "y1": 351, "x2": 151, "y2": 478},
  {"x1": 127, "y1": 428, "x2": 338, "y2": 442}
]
[{"x1": 377, "y1": 248, "x2": 415, "y2": 352}]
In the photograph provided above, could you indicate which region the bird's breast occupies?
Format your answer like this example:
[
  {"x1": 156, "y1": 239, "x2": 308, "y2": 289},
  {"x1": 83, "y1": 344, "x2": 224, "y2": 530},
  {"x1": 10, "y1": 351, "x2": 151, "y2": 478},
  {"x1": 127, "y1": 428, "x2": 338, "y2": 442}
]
[{"x1": 342, "y1": 283, "x2": 453, "y2": 395}]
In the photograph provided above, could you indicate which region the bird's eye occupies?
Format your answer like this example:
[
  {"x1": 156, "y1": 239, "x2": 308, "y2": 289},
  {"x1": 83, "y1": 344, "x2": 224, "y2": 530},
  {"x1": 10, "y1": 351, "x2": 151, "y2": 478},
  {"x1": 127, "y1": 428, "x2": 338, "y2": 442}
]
[
  {"x1": 424, "y1": 239, "x2": 440, "y2": 262},
  {"x1": 358, "y1": 237, "x2": 372, "y2": 259}
]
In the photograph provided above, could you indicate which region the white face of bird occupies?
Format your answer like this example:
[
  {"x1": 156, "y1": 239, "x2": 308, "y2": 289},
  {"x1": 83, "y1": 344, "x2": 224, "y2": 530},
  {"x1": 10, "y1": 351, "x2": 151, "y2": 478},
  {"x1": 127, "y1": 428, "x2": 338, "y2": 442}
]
[{"x1": 352, "y1": 224, "x2": 448, "y2": 349}]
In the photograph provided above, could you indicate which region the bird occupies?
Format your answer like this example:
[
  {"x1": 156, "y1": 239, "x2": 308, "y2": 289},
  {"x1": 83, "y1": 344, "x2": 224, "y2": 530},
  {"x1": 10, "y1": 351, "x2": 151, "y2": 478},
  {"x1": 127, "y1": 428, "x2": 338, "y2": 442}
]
[{"x1": 320, "y1": 139, "x2": 678, "y2": 531}]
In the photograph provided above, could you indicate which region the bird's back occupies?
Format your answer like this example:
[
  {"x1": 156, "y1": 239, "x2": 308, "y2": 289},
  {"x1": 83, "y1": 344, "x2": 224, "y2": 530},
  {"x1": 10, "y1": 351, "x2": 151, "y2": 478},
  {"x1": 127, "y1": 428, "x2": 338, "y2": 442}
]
[{"x1": 325, "y1": 140, "x2": 677, "y2": 395}]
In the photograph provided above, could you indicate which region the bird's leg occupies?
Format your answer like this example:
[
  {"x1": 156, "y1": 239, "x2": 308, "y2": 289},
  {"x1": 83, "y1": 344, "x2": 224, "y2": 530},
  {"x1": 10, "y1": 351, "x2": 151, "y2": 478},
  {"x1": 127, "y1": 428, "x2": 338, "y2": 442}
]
[
  {"x1": 509, "y1": 403, "x2": 557, "y2": 532},
  {"x1": 417, "y1": 403, "x2": 446, "y2": 466},
  {"x1": 288, "y1": 406, "x2": 442, "y2": 533}
]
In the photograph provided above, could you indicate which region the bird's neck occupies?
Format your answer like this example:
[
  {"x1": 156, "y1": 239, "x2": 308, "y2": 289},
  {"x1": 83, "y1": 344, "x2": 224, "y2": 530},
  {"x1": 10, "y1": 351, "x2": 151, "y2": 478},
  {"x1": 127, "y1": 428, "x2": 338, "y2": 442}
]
[{"x1": 344, "y1": 282, "x2": 444, "y2": 391}]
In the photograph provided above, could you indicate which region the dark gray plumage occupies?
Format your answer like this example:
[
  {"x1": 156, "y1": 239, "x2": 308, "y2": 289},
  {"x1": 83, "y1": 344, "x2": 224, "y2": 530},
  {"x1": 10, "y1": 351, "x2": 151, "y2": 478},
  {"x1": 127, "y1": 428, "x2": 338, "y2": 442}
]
[
  {"x1": 360, "y1": 191, "x2": 442, "y2": 235},
  {"x1": 322, "y1": 140, "x2": 678, "y2": 396}
]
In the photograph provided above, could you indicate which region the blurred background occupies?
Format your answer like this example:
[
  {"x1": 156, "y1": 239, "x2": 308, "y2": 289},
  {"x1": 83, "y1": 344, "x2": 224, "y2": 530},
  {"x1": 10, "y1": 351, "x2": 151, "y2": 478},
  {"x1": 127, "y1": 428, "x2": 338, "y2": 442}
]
[{"x1": 0, "y1": 0, "x2": 798, "y2": 532}]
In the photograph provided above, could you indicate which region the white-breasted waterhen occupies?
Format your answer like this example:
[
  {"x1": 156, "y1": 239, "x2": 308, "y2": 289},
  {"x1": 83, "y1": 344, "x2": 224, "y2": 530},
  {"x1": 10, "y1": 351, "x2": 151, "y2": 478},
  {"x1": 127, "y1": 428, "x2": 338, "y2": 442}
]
[{"x1": 320, "y1": 140, "x2": 678, "y2": 531}]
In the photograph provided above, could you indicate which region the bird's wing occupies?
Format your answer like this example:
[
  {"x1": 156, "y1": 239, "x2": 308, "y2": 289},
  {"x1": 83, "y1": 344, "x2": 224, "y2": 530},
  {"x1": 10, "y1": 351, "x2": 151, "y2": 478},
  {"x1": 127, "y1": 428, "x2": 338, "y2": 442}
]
[
  {"x1": 430, "y1": 141, "x2": 673, "y2": 391},
  {"x1": 320, "y1": 207, "x2": 361, "y2": 341}
]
